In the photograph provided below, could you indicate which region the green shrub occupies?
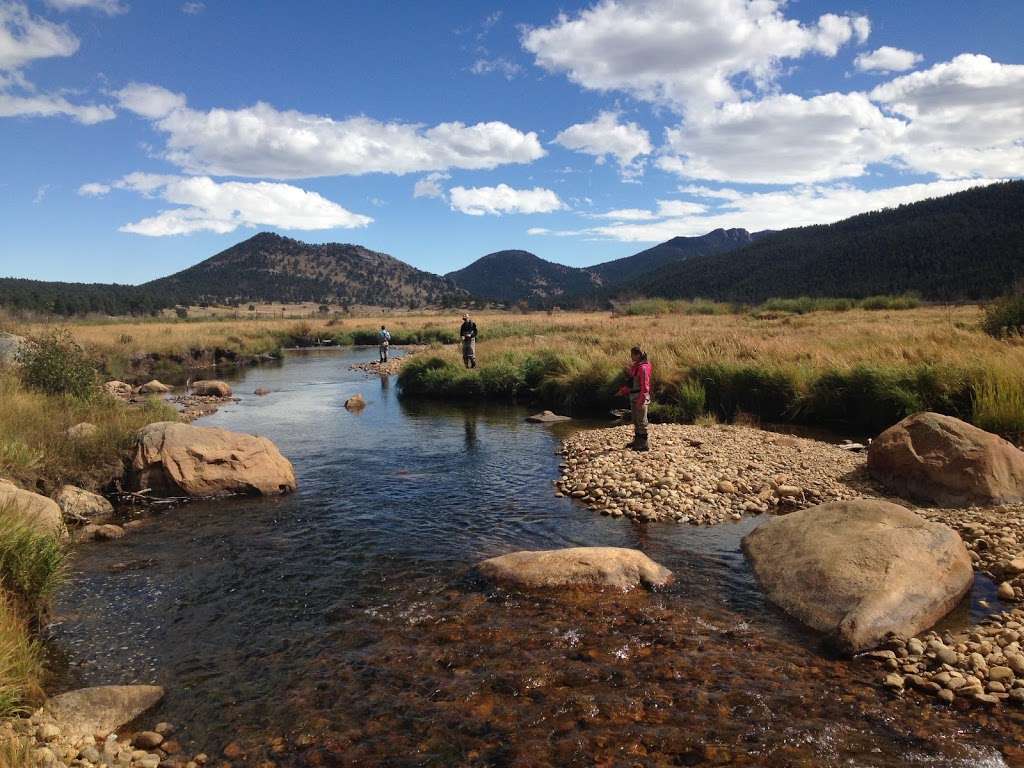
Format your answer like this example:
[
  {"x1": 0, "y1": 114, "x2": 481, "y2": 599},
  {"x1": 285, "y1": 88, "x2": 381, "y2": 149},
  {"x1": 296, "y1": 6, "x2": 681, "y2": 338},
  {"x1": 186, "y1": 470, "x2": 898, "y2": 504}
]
[
  {"x1": 692, "y1": 363, "x2": 799, "y2": 422},
  {"x1": 479, "y1": 359, "x2": 525, "y2": 399},
  {"x1": 521, "y1": 349, "x2": 576, "y2": 391},
  {"x1": 16, "y1": 329, "x2": 98, "y2": 399},
  {"x1": 803, "y1": 366, "x2": 921, "y2": 433},
  {"x1": 972, "y1": 373, "x2": 1024, "y2": 437},
  {"x1": 0, "y1": 512, "x2": 66, "y2": 617},
  {"x1": 983, "y1": 293, "x2": 1024, "y2": 337},
  {"x1": 860, "y1": 293, "x2": 921, "y2": 310}
]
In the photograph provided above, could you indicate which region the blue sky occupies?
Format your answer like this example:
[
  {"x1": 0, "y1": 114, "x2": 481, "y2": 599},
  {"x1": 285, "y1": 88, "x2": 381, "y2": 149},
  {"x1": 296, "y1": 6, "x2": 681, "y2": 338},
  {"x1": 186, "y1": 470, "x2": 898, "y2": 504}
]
[{"x1": 1, "y1": 0, "x2": 1022, "y2": 284}]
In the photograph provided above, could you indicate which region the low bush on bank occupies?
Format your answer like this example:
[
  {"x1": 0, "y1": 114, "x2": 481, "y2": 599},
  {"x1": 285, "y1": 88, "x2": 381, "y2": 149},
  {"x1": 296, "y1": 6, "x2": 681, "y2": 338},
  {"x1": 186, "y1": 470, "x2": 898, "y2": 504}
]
[
  {"x1": 756, "y1": 294, "x2": 920, "y2": 315},
  {"x1": 616, "y1": 298, "x2": 734, "y2": 316},
  {"x1": 983, "y1": 292, "x2": 1024, "y2": 338},
  {"x1": 0, "y1": 512, "x2": 66, "y2": 620},
  {"x1": 17, "y1": 329, "x2": 98, "y2": 399},
  {"x1": 973, "y1": 371, "x2": 1024, "y2": 436}
]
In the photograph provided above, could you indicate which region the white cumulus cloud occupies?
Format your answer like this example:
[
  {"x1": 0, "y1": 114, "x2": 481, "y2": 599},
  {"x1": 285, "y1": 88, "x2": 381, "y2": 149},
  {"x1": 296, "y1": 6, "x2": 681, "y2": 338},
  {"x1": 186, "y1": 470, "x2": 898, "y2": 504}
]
[
  {"x1": 855, "y1": 46, "x2": 923, "y2": 73},
  {"x1": 0, "y1": 89, "x2": 114, "y2": 122},
  {"x1": 117, "y1": 84, "x2": 546, "y2": 179},
  {"x1": 44, "y1": 0, "x2": 127, "y2": 15},
  {"x1": 86, "y1": 173, "x2": 373, "y2": 236},
  {"x1": 115, "y1": 82, "x2": 186, "y2": 119},
  {"x1": 522, "y1": 0, "x2": 869, "y2": 110},
  {"x1": 413, "y1": 171, "x2": 449, "y2": 199},
  {"x1": 448, "y1": 184, "x2": 566, "y2": 216},
  {"x1": 0, "y1": 1, "x2": 78, "y2": 70},
  {"x1": 871, "y1": 54, "x2": 1024, "y2": 178},
  {"x1": 549, "y1": 179, "x2": 1000, "y2": 242},
  {"x1": 554, "y1": 111, "x2": 652, "y2": 179},
  {"x1": 658, "y1": 91, "x2": 904, "y2": 184}
]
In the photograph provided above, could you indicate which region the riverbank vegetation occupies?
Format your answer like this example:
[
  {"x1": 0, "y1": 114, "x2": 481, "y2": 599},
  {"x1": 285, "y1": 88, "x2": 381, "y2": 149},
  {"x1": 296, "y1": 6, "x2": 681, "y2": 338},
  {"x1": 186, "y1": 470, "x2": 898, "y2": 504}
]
[{"x1": 10, "y1": 303, "x2": 1024, "y2": 439}]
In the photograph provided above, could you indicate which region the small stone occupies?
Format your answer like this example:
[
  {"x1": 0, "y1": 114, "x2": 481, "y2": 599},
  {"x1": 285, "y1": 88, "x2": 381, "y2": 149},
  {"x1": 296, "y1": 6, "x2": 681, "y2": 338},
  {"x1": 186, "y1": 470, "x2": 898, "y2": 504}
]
[
  {"x1": 161, "y1": 740, "x2": 182, "y2": 755},
  {"x1": 775, "y1": 485, "x2": 802, "y2": 498},
  {"x1": 974, "y1": 692, "x2": 1001, "y2": 705},
  {"x1": 222, "y1": 743, "x2": 244, "y2": 760},
  {"x1": 155, "y1": 723, "x2": 175, "y2": 736},
  {"x1": 37, "y1": 723, "x2": 61, "y2": 741},
  {"x1": 989, "y1": 665, "x2": 1014, "y2": 682},
  {"x1": 907, "y1": 638, "x2": 925, "y2": 656},
  {"x1": 936, "y1": 646, "x2": 959, "y2": 665},
  {"x1": 999, "y1": 581, "x2": 1016, "y2": 600},
  {"x1": 937, "y1": 688, "x2": 955, "y2": 704},
  {"x1": 883, "y1": 673, "x2": 905, "y2": 690},
  {"x1": 716, "y1": 480, "x2": 736, "y2": 494},
  {"x1": 134, "y1": 731, "x2": 164, "y2": 749},
  {"x1": 95, "y1": 524, "x2": 126, "y2": 541}
]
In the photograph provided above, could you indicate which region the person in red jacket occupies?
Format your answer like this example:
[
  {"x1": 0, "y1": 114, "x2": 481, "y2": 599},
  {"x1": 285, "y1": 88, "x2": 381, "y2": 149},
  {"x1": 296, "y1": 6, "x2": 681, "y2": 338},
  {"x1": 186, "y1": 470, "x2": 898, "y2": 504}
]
[{"x1": 619, "y1": 345, "x2": 651, "y2": 451}]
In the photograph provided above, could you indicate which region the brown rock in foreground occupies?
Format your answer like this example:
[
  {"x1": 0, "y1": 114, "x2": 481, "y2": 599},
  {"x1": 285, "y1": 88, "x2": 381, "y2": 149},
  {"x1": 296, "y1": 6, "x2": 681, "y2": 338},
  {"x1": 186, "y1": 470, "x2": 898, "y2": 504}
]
[
  {"x1": 743, "y1": 499, "x2": 972, "y2": 654},
  {"x1": 129, "y1": 422, "x2": 296, "y2": 497},
  {"x1": 138, "y1": 380, "x2": 171, "y2": 394},
  {"x1": 191, "y1": 379, "x2": 233, "y2": 397},
  {"x1": 476, "y1": 546, "x2": 672, "y2": 592},
  {"x1": 868, "y1": 412, "x2": 1024, "y2": 506},
  {"x1": 53, "y1": 484, "x2": 113, "y2": 521},
  {"x1": 0, "y1": 479, "x2": 67, "y2": 539},
  {"x1": 40, "y1": 685, "x2": 164, "y2": 740}
]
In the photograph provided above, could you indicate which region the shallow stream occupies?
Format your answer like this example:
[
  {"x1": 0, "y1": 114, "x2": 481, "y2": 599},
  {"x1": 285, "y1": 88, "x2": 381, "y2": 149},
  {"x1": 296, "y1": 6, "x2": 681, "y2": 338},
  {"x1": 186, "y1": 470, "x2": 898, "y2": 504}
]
[{"x1": 51, "y1": 349, "x2": 1024, "y2": 766}]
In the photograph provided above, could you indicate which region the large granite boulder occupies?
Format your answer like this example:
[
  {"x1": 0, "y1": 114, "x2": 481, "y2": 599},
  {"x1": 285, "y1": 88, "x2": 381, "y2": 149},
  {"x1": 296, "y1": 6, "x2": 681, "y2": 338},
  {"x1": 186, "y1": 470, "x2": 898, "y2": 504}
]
[
  {"x1": 53, "y1": 485, "x2": 113, "y2": 521},
  {"x1": 868, "y1": 412, "x2": 1024, "y2": 506},
  {"x1": 0, "y1": 332, "x2": 25, "y2": 367},
  {"x1": 476, "y1": 547, "x2": 672, "y2": 592},
  {"x1": 0, "y1": 479, "x2": 67, "y2": 539},
  {"x1": 191, "y1": 380, "x2": 233, "y2": 397},
  {"x1": 129, "y1": 422, "x2": 296, "y2": 497},
  {"x1": 39, "y1": 685, "x2": 164, "y2": 740},
  {"x1": 743, "y1": 499, "x2": 972, "y2": 654}
]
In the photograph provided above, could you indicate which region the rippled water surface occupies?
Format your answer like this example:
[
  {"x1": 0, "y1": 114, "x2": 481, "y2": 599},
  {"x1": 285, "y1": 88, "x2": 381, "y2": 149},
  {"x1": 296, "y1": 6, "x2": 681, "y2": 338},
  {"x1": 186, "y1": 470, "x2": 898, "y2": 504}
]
[{"x1": 52, "y1": 349, "x2": 1024, "y2": 766}]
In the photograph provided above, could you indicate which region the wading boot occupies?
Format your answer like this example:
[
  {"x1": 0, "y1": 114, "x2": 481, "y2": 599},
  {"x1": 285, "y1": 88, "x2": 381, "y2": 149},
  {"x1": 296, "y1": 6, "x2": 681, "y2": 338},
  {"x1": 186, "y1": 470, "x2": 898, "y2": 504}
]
[
  {"x1": 623, "y1": 437, "x2": 638, "y2": 450},
  {"x1": 634, "y1": 434, "x2": 650, "y2": 452}
]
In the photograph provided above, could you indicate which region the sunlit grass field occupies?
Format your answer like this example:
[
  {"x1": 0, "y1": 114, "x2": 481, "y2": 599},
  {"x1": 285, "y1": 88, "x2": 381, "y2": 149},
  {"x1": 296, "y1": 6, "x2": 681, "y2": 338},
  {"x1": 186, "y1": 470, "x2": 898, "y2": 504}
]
[{"x1": 12, "y1": 303, "x2": 1023, "y2": 436}]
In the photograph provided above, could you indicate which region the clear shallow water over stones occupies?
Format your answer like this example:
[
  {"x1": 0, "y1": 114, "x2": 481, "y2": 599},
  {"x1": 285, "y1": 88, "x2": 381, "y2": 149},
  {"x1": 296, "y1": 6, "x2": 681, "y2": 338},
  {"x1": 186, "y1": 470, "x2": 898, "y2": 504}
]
[{"x1": 49, "y1": 349, "x2": 1024, "y2": 766}]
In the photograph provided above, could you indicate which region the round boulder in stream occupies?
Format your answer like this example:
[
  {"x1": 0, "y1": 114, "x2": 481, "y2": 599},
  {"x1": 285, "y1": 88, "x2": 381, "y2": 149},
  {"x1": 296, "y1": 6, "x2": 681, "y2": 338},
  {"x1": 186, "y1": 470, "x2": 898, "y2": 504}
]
[
  {"x1": 129, "y1": 422, "x2": 297, "y2": 497},
  {"x1": 742, "y1": 499, "x2": 973, "y2": 654},
  {"x1": 475, "y1": 546, "x2": 672, "y2": 592}
]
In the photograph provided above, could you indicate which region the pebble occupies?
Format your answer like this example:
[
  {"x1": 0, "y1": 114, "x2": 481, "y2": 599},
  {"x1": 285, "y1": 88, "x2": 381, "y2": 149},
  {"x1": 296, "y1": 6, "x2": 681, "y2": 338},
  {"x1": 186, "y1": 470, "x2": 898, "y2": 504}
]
[{"x1": 556, "y1": 423, "x2": 875, "y2": 525}]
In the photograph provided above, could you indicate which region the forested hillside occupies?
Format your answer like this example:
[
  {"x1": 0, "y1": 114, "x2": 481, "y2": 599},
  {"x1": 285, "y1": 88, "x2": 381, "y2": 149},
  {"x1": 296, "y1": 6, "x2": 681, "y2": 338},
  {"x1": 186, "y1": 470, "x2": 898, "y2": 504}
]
[
  {"x1": 445, "y1": 250, "x2": 601, "y2": 303},
  {"x1": 0, "y1": 278, "x2": 175, "y2": 316},
  {"x1": 623, "y1": 181, "x2": 1024, "y2": 302}
]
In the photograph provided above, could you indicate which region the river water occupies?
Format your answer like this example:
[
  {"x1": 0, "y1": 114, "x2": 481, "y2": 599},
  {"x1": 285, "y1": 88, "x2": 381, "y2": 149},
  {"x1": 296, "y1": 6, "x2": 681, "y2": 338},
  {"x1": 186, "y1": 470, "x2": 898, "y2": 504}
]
[{"x1": 51, "y1": 349, "x2": 1023, "y2": 767}]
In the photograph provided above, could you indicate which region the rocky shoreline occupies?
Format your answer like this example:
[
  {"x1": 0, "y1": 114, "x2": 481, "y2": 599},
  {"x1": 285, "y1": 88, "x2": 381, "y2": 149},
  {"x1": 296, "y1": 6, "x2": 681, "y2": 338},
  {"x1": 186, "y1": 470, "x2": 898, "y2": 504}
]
[
  {"x1": 556, "y1": 420, "x2": 1024, "y2": 710},
  {"x1": 349, "y1": 345, "x2": 425, "y2": 376},
  {"x1": 556, "y1": 423, "x2": 875, "y2": 524}
]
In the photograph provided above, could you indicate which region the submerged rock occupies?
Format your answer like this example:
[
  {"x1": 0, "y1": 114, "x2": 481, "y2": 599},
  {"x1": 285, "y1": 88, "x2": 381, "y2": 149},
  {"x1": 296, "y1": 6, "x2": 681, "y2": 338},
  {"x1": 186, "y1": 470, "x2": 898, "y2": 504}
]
[
  {"x1": 53, "y1": 484, "x2": 113, "y2": 521},
  {"x1": 129, "y1": 421, "x2": 297, "y2": 497},
  {"x1": 40, "y1": 684, "x2": 164, "y2": 740},
  {"x1": 104, "y1": 380, "x2": 134, "y2": 400},
  {"x1": 254, "y1": 387, "x2": 271, "y2": 396},
  {"x1": 191, "y1": 379, "x2": 233, "y2": 397},
  {"x1": 476, "y1": 546, "x2": 672, "y2": 592},
  {"x1": 344, "y1": 394, "x2": 367, "y2": 410},
  {"x1": 0, "y1": 479, "x2": 66, "y2": 539},
  {"x1": 868, "y1": 412, "x2": 1024, "y2": 506},
  {"x1": 138, "y1": 380, "x2": 171, "y2": 395},
  {"x1": 743, "y1": 499, "x2": 972, "y2": 654},
  {"x1": 526, "y1": 410, "x2": 572, "y2": 424}
]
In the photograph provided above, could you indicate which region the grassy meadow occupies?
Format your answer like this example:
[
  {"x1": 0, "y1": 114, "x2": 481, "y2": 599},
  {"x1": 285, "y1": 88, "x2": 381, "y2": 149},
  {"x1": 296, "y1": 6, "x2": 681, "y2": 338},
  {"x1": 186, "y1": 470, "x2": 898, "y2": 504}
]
[{"x1": 10, "y1": 301, "x2": 1024, "y2": 437}]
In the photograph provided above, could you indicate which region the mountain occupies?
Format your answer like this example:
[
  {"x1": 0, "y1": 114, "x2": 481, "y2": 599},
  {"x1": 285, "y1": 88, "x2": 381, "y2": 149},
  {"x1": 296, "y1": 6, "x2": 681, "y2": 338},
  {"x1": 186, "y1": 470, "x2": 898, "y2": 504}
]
[
  {"x1": 622, "y1": 181, "x2": 1024, "y2": 303},
  {"x1": 446, "y1": 230, "x2": 759, "y2": 304},
  {"x1": 589, "y1": 228, "x2": 764, "y2": 286},
  {"x1": 444, "y1": 249, "x2": 601, "y2": 303},
  {"x1": 144, "y1": 232, "x2": 466, "y2": 308}
]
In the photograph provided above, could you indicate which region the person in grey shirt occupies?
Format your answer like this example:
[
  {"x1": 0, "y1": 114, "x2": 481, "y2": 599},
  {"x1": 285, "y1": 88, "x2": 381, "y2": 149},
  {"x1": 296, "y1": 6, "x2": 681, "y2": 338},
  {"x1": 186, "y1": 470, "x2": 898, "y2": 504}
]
[{"x1": 459, "y1": 313, "x2": 478, "y2": 368}]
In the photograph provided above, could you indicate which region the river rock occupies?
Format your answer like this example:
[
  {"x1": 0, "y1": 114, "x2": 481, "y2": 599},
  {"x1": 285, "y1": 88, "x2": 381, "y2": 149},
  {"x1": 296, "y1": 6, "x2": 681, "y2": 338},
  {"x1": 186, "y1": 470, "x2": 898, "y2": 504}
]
[
  {"x1": 867, "y1": 412, "x2": 1024, "y2": 506},
  {"x1": 53, "y1": 484, "x2": 113, "y2": 521},
  {"x1": 138, "y1": 380, "x2": 171, "y2": 395},
  {"x1": 0, "y1": 479, "x2": 67, "y2": 539},
  {"x1": 742, "y1": 499, "x2": 973, "y2": 654},
  {"x1": 254, "y1": 387, "x2": 271, "y2": 396},
  {"x1": 475, "y1": 546, "x2": 673, "y2": 592},
  {"x1": 526, "y1": 410, "x2": 572, "y2": 424},
  {"x1": 0, "y1": 332, "x2": 25, "y2": 367},
  {"x1": 190, "y1": 380, "x2": 233, "y2": 398},
  {"x1": 104, "y1": 380, "x2": 134, "y2": 400},
  {"x1": 65, "y1": 422, "x2": 98, "y2": 440},
  {"x1": 40, "y1": 685, "x2": 164, "y2": 741},
  {"x1": 129, "y1": 422, "x2": 297, "y2": 497},
  {"x1": 344, "y1": 394, "x2": 366, "y2": 410}
]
